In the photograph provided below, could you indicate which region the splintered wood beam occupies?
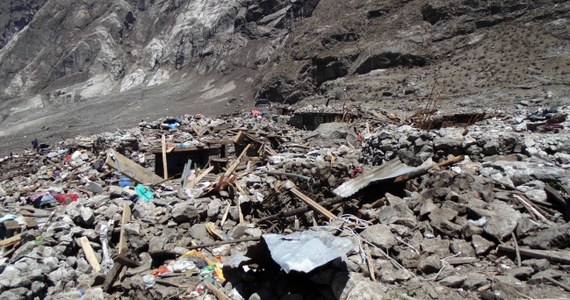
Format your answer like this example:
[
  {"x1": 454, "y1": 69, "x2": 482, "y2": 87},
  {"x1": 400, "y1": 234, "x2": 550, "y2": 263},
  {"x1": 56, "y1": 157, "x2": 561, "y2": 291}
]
[
  {"x1": 115, "y1": 253, "x2": 140, "y2": 268},
  {"x1": 102, "y1": 263, "x2": 124, "y2": 292},
  {"x1": 290, "y1": 187, "x2": 336, "y2": 220},
  {"x1": 394, "y1": 155, "x2": 464, "y2": 184},
  {"x1": 498, "y1": 245, "x2": 570, "y2": 265},
  {"x1": 220, "y1": 201, "x2": 231, "y2": 227},
  {"x1": 78, "y1": 237, "x2": 101, "y2": 273},
  {"x1": 203, "y1": 281, "x2": 230, "y2": 300},
  {"x1": 364, "y1": 243, "x2": 376, "y2": 282},
  {"x1": 545, "y1": 277, "x2": 570, "y2": 292},
  {"x1": 216, "y1": 144, "x2": 251, "y2": 192},
  {"x1": 161, "y1": 134, "x2": 168, "y2": 180},
  {"x1": 105, "y1": 150, "x2": 163, "y2": 185},
  {"x1": 109, "y1": 205, "x2": 140, "y2": 291},
  {"x1": 513, "y1": 194, "x2": 554, "y2": 225},
  {"x1": 118, "y1": 203, "x2": 131, "y2": 256},
  {"x1": 0, "y1": 234, "x2": 21, "y2": 248},
  {"x1": 189, "y1": 166, "x2": 214, "y2": 188},
  {"x1": 225, "y1": 144, "x2": 251, "y2": 178}
]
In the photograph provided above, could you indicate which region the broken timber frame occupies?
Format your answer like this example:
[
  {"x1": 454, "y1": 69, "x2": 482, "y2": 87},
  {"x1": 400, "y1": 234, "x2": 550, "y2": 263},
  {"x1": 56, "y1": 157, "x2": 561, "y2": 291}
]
[
  {"x1": 498, "y1": 245, "x2": 570, "y2": 265},
  {"x1": 103, "y1": 203, "x2": 140, "y2": 292},
  {"x1": 105, "y1": 150, "x2": 163, "y2": 185},
  {"x1": 394, "y1": 155, "x2": 464, "y2": 184},
  {"x1": 290, "y1": 187, "x2": 336, "y2": 220}
]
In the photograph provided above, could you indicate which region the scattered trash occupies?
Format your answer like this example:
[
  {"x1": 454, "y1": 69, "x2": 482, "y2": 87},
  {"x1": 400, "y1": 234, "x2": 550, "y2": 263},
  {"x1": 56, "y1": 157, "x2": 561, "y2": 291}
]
[
  {"x1": 134, "y1": 184, "x2": 154, "y2": 202},
  {"x1": 0, "y1": 105, "x2": 569, "y2": 300},
  {"x1": 119, "y1": 177, "x2": 133, "y2": 187}
]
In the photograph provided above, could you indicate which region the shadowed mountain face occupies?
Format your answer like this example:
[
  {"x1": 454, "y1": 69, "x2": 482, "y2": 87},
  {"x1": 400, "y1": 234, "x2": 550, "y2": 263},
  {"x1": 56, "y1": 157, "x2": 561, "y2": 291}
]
[
  {"x1": 0, "y1": 0, "x2": 569, "y2": 154},
  {"x1": 0, "y1": 0, "x2": 319, "y2": 101},
  {"x1": 257, "y1": 0, "x2": 570, "y2": 109}
]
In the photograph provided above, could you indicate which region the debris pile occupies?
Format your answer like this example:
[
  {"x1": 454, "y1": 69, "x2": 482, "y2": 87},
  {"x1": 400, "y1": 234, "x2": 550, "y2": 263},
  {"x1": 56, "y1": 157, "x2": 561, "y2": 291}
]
[{"x1": 1, "y1": 106, "x2": 570, "y2": 300}]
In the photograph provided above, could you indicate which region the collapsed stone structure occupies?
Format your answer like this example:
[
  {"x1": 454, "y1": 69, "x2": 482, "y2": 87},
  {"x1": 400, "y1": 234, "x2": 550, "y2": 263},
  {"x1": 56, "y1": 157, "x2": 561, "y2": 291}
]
[{"x1": 0, "y1": 105, "x2": 569, "y2": 300}]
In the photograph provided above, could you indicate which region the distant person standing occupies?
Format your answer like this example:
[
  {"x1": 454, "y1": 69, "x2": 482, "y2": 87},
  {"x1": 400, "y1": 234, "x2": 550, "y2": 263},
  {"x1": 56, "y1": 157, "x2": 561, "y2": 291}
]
[
  {"x1": 31, "y1": 138, "x2": 49, "y2": 152},
  {"x1": 32, "y1": 138, "x2": 39, "y2": 151}
]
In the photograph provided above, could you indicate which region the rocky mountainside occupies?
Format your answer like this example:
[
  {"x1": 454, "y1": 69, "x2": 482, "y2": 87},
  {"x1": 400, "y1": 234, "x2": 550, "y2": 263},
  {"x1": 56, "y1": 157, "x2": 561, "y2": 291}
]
[
  {"x1": 258, "y1": 0, "x2": 570, "y2": 109},
  {"x1": 0, "y1": 0, "x2": 569, "y2": 153}
]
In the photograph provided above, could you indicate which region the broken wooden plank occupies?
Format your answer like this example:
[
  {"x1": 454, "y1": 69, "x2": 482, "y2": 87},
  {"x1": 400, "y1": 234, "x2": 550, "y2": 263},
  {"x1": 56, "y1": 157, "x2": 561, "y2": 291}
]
[
  {"x1": 498, "y1": 245, "x2": 570, "y2": 265},
  {"x1": 264, "y1": 144, "x2": 278, "y2": 156},
  {"x1": 225, "y1": 144, "x2": 251, "y2": 178},
  {"x1": 545, "y1": 277, "x2": 570, "y2": 292},
  {"x1": 102, "y1": 262, "x2": 124, "y2": 292},
  {"x1": 512, "y1": 232, "x2": 522, "y2": 267},
  {"x1": 78, "y1": 236, "x2": 101, "y2": 273},
  {"x1": 513, "y1": 194, "x2": 554, "y2": 225},
  {"x1": 203, "y1": 281, "x2": 230, "y2": 300},
  {"x1": 118, "y1": 203, "x2": 132, "y2": 256},
  {"x1": 180, "y1": 159, "x2": 192, "y2": 187},
  {"x1": 150, "y1": 144, "x2": 223, "y2": 154},
  {"x1": 234, "y1": 182, "x2": 248, "y2": 225},
  {"x1": 364, "y1": 243, "x2": 376, "y2": 282},
  {"x1": 188, "y1": 166, "x2": 214, "y2": 188},
  {"x1": 290, "y1": 187, "x2": 336, "y2": 220},
  {"x1": 2, "y1": 241, "x2": 20, "y2": 258},
  {"x1": 0, "y1": 234, "x2": 21, "y2": 248},
  {"x1": 161, "y1": 134, "x2": 168, "y2": 180},
  {"x1": 191, "y1": 123, "x2": 208, "y2": 137},
  {"x1": 234, "y1": 131, "x2": 266, "y2": 157},
  {"x1": 233, "y1": 131, "x2": 263, "y2": 145},
  {"x1": 115, "y1": 253, "x2": 140, "y2": 268},
  {"x1": 155, "y1": 279, "x2": 190, "y2": 288},
  {"x1": 447, "y1": 257, "x2": 478, "y2": 265},
  {"x1": 257, "y1": 197, "x2": 347, "y2": 223},
  {"x1": 236, "y1": 191, "x2": 245, "y2": 225},
  {"x1": 20, "y1": 212, "x2": 51, "y2": 218},
  {"x1": 105, "y1": 150, "x2": 163, "y2": 185},
  {"x1": 394, "y1": 155, "x2": 464, "y2": 184},
  {"x1": 220, "y1": 201, "x2": 231, "y2": 227},
  {"x1": 215, "y1": 144, "x2": 251, "y2": 192}
]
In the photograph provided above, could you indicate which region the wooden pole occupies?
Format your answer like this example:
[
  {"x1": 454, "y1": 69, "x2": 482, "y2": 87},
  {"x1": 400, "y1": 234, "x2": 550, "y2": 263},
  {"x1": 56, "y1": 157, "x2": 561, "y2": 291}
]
[
  {"x1": 498, "y1": 245, "x2": 570, "y2": 264},
  {"x1": 394, "y1": 155, "x2": 464, "y2": 184},
  {"x1": 290, "y1": 187, "x2": 336, "y2": 220},
  {"x1": 78, "y1": 237, "x2": 102, "y2": 273},
  {"x1": 161, "y1": 134, "x2": 168, "y2": 180}
]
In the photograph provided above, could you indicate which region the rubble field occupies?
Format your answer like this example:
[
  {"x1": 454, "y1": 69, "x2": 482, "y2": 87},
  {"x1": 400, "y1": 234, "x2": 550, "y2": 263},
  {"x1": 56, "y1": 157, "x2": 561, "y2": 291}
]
[{"x1": 1, "y1": 104, "x2": 570, "y2": 300}]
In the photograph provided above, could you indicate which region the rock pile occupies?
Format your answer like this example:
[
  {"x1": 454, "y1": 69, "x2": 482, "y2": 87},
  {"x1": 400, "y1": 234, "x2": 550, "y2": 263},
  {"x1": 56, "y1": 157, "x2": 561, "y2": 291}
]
[{"x1": 0, "y1": 105, "x2": 569, "y2": 300}]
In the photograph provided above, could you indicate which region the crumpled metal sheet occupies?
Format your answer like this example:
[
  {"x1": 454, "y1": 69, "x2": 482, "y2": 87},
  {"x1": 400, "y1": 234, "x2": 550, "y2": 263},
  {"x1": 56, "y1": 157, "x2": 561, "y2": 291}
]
[
  {"x1": 262, "y1": 230, "x2": 354, "y2": 273},
  {"x1": 333, "y1": 158, "x2": 422, "y2": 198}
]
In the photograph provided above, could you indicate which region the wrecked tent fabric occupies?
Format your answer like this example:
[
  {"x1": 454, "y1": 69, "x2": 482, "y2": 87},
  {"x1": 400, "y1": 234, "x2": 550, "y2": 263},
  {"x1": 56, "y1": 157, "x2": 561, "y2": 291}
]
[{"x1": 262, "y1": 230, "x2": 353, "y2": 273}]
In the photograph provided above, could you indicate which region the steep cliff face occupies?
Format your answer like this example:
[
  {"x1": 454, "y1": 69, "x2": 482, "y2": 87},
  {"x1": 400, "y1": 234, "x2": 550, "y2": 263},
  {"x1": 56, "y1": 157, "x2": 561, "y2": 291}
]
[
  {"x1": 0, "y1": 0, "x2": 49, "y2": 49},
  {"x1": 0, "y1": 0, "x2": 319, "y2": 101}
]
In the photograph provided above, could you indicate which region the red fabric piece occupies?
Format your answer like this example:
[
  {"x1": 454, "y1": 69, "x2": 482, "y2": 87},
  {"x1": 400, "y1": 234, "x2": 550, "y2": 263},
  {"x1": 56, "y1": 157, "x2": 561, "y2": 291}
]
[
  {"x1": 54, "y1": 193, "x2": 79, "y2": 204},
  {"x1": 351, "y1": 167, "x2": 364, "y2": 178}
]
